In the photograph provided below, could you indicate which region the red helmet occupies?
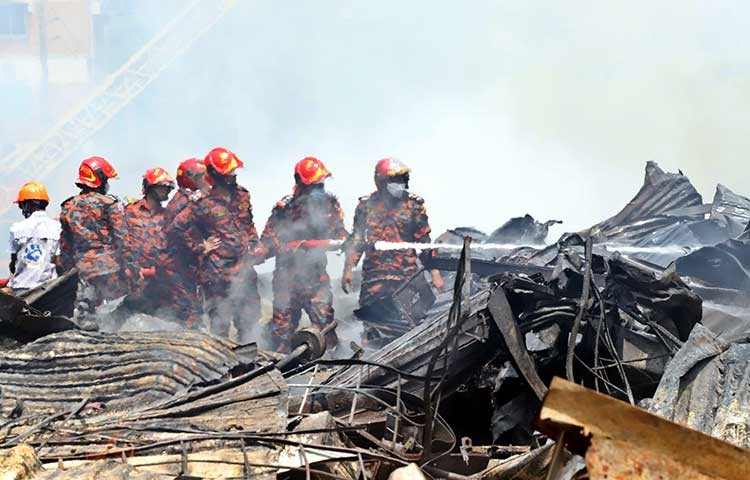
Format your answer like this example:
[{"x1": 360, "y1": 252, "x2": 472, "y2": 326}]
[
  {"x1": 176, "y1": 158, "x2": 207, "y2": 190},
  {"x1": 374, "y1": 158, "x2": 410, "y2": 183},
  {"x1": 143, "y1": 167, "x2": 176, "y2": 189},
  {"x1": 77, "y1": 156, "x2": 118, "y2": 188},
  {"x1": 294, "y1": 156, "x2": 331, "y2": 185},
  {"x1": 204, "y1": 147, "x2": 243, "y2": 176}
]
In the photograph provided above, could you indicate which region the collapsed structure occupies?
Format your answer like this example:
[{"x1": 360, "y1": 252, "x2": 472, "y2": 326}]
[{"x1": 1, "y1": 162, "x2": 750, "y2": 479}]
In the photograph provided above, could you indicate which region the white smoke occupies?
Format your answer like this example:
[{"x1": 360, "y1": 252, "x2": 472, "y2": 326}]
[{"x1": 4, "y1": 1, "x2": 750, "y2": 275}]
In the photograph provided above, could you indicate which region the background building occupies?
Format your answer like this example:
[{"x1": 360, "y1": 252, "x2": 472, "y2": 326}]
[{"x1": 1, "y1": 0, "x2": 95, "y2": 153}]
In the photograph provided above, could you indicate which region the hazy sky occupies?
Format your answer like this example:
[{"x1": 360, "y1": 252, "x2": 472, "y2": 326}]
[{"x1": 20, "y1": 1, "x2": 750, "y2": 244}]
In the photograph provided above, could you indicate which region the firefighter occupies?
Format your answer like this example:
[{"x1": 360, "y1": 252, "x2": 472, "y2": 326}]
[
  {"x1": 120, "y1": 167, "x2": 176, "y2": 311},
  {"x1": 7, "y1": 182, "x2": 61, "y2": 295},
  {"x1": 342, "y1": 158, "x2": 444, "y2": 326},
  {"x1": 160, "y1": 158, "x2": 212, "y2": 328},
  {"x1": 59, "y1": 156, "x2": 128, "y2": 317},
  {"x1": 253, "y1": 157, "x2": 347, "y2": 352},
  {"x1": 171, "y1": 147, "x2": 260, "y2": 340},
  {"x1": 165, "y1": 159, "x2": 210, "y2": 224}
]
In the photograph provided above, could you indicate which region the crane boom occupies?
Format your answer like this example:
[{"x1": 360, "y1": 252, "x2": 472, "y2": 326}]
[{"x1": 1, "y1": 0, "x2": 239, "y2": 187}]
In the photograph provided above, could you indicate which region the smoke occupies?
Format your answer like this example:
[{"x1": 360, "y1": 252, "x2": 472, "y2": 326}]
[
  {"x1": 83, "y1": 1, "x2": 750, "y2": 237},
  {"x1": 5, "y1": 1, "x2": 750, "y2": 274}
]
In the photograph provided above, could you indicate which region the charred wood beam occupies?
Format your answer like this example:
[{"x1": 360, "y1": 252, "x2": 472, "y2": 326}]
[{"x1": 536, "y1": 377, "x2": 750, "y2": 480}]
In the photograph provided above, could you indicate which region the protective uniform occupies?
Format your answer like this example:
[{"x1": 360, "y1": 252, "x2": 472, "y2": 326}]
[
  {"x1": 59, "y1": 156, "x2": 128, "y2": 313},
  {"x1": 345, "y1": 158, "x2": 435, "y2": 306},
  {"x1": 121, "y1": 167, "x2": 175, "y2": 306},
  {"x1": 7, "y1": 182, "x2": 60, "y2": 294},
  {"x1": 257, "y1": 157, "x2": 347, "y2": 352},
  {"x1": 170, "y1": 148, "x2": 260, "y2": 340},
  {"x1": 160, "y1": 159, "x2": 207, "y2": 327}
]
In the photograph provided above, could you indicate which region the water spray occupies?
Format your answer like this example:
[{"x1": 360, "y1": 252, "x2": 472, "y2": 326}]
[
  {"x1": 282, "y1": 239, "x2": 692, "y2": 257},
  {"x1": 372, "y1": 241, "x2": 692, "y2": 256}
]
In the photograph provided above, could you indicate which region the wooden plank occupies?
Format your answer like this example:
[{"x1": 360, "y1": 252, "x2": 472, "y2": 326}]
[
  {"x1": 536, "y1": 377, "x2": 750, "y2": 480},
  {"x1": 587, "y1": 437, "x2": 715, "y2": 480}
]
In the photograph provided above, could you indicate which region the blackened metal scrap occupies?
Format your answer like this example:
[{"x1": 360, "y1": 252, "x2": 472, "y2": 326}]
[
  {"x1": 0, "y1": 324, "x2": 349, "y2": 461},
  {"x1": 588, "y1": 161, "x2": 703, "y2": 238},
  {"x1": 0, "y1": 270, "x2": 80, "y2": 344},
  {"x1": 476, "y1": 443, "x2": 557, "y2": 480},
  {"x1": 0, "y1": 330, "x2": 248, "y2": 418},
  {"x1": 423, "y1": 237, "x2": 472, "y2": 460},
  {"x1": 0, "y1": 292, "x2": 79, "y2": 345},
  {"x1": 488, "y1": 287, "x2": 547, "y2": 401},
  {"x1": 677, "y1": 238, "x2": 750, "y2": 291},
  {"x1": 649, "y1": 324, "x2": 750, "y2": 449},
  {"x1": 607, "y1": 253, "x2": 702, "y2": 342},
  {"x1": 19, "y1": 268, "x2": 79, "y2": 318},
  {"x1": 15, "y1": 368, "x2": 288, "y2": 460},
  {"x1": 498, "y1": 162, "x2": 746, "y2": 268},
  {"x1": 488, "y1": 215, "x2": 561, "y2": 247},
  {"x1": 711, "y1": 184, "x2": 750, "y2": 236},
  {"x1": 355, "y1": 270, "x2": 437, "y2": 339},
  {"x1": 321, "y1": 289, "x2": 493, "y2": 396},
  {"x1": 565, "y1": 237, "x2": 593, "y2": 384}
]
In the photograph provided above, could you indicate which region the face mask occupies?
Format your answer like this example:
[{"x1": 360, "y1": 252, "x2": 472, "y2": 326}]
[
  {"x1": 386, "y1": 182, "x2": 406, "y2": 198},
  {"x1": 216, "y1": 174, "x2": 237, "y2": 189},
  {"x1": 151, "y1": 186, "x2": 172, "y2": 203}
]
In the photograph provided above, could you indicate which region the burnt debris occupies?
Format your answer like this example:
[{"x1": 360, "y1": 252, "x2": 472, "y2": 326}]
[{"x1": 1, "y1": 161, "x2": 750, "y2": 478}]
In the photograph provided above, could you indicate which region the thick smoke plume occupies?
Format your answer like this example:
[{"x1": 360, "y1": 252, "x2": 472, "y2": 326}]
[{"x1": 4, "y1": 1, "x2": 750, "y2": 274}]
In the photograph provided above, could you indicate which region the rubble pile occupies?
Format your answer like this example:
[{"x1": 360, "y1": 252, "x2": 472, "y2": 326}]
[
  {"x1": 0, "y1": 162, "x2": 750, "y2": 478},
  {"x1": 650, "y1": 325, "x2": 750, "y2": 449}
]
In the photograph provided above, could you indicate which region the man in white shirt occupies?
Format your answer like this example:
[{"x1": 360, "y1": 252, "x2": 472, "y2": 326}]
[{"x1": 7, "y1": 182, "x2": 61, "y2": 295}]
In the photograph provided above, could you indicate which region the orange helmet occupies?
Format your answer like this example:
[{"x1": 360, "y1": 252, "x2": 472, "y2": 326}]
[
  {"x1": 14, "y1": 181, "x2": 50, "y2": 204},
  {"x1": 176, "y1": 158, "x2": 207, "y2": 190},
  {"x1": 294, "y1": 156, "x2": 331, "y2": 185},
  {"x1": 374, "y1": 158, "x2": 410, "y2": 184},
  {"x1": 204, "y1": 147, "x2": 243, "y2": 176},
  {"x1": 142, "y1": 167, "x2": 176, "y2": 190},
  {"x1": 77, "y1": 156, "x2": 118, "y2": 188}
]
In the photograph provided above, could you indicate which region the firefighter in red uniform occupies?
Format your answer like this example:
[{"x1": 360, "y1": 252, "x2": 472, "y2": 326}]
[
  {"x1": 120, "y1": 167, "x2": 175, "y2": 311},
  {"x1": 253, "y1": 157, "x2": 346, "y2": 352},
  {"x1": 158, "y1": 158, "x2": 212, "y2": 327},
  {"x1": 342, "y1": 158, "x2": 444, "y2": 319},
  {"x1": 59, "y1": 156, "x2": 128, "y2": 317},
  {"x1": 171, "y1": 147, "x2": 260, "y2": 340},
  {"x1": 164, "y1": 159, "x2": 209, "y2": 224}
]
